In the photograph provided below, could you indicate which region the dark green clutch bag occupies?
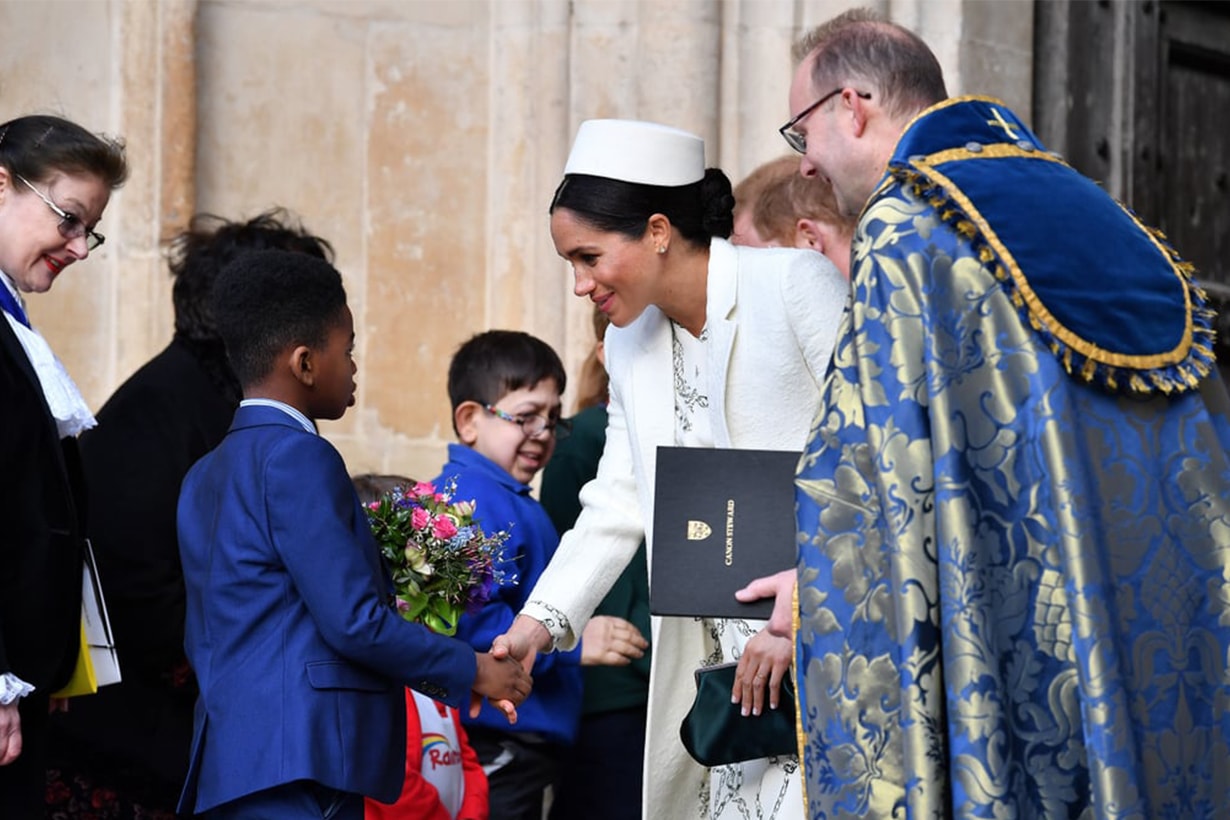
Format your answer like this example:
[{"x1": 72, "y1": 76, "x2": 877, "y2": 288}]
[{"x1": 679, "y1": 662, "x2": 797, "y2": 767}]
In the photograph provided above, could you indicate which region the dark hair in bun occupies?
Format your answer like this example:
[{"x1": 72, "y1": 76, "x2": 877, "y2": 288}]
[
  {"x1": 550, "y1": 167, "x2": 735, "y2": 249},
  {"x1": 697, "y1": 168, "x2": 735, "y2": 240}
]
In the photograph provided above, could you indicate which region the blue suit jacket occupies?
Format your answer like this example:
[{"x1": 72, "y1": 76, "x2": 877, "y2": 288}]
[{"x1": 176, "y1": 405, "x2": 476, "y2": 813}]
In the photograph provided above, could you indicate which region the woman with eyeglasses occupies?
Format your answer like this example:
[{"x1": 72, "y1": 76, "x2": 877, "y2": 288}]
[
  {"x1": 494, "y1": 119, "x2": 847, "y2": 820},
  {"x1": 0, "y1": 114, "x2": 127, "y2": 815}
]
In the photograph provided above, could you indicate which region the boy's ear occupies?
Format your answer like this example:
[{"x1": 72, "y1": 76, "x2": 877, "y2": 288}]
[
  {"x1": 454, "y1": 401, "x2": 482, "y2": 446},
  {"x1": 288, "y1": 344, "x2": 316, "y2": 387},
  {"x1": 795, "y1": 218, "x2": 824, "y2": 252}
]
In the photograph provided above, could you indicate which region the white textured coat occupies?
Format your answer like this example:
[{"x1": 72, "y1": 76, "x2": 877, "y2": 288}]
[{"x1": 523, "y1": 237, "x2": 848, "y2": 818}]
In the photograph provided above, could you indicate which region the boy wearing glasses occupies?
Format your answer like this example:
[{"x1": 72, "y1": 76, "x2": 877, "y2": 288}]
[{"x1": 437, "y1": 330, "x2": 648, "y2": 820}]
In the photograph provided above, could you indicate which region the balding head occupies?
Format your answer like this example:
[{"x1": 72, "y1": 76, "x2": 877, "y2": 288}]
[
  {"x1": 793, "y1": 8, "x2": 947, "y2": 123},
  {"x1": 784, "y1": 9, "x2": 947, "y2": 217}
]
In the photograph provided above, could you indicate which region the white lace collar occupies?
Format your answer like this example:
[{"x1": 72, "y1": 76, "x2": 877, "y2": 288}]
[{"x1": 1, "y1": 270, "x2": 96, "y2": 438}]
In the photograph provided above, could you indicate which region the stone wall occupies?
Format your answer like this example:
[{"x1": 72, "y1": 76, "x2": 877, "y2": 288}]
[{"x1": 3, "y1": 0, "x2": 1033, "y2": 481}]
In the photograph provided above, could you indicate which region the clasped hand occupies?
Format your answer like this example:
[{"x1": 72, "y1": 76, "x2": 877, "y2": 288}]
[
  {"x1": 470, "y1": 651, "x2": 532, "y2": 723},
  {"x1": 479, "y1": 613, "x2": 647, "y2": 720}
]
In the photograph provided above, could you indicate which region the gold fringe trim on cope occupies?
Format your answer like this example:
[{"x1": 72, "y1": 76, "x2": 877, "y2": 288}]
[{"x1": 890, "y1": 160, "x2": 1216, "y2": 396}]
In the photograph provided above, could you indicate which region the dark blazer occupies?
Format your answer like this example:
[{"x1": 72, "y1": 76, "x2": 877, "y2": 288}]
[
  {"x1": 176, "y1": 404, "x2": 478, "y2": 814},
  {"x1": 46, "y1": 339, "x2": 236, "y2": 801},
  {"x1": 0, "y1": 315, "x2": 83, "y2": 693}
]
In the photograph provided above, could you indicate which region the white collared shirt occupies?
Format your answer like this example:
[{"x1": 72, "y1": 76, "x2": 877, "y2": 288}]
[{"x1": 239, "y1": 398, "x2": 317, "y2": 435}]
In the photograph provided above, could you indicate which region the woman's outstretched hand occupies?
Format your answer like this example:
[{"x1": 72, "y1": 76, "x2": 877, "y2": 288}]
[{"x1": 491, "y1": 614, "x2": 553, "y2": 675}]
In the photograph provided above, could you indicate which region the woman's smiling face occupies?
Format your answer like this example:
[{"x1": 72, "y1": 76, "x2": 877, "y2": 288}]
[
  {"x1": 550, "y1": 207, "x2": 659, "y2": 328},
  {"x1": 0, "y1": 168, "x2": 110, "y2": 293}
]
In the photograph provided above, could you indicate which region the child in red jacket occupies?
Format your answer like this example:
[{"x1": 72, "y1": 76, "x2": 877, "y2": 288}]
[{"x1": 366, "y1": 688, "x2": 488, "y2": 820}]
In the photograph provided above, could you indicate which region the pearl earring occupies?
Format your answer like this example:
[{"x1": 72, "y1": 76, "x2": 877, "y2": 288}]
[{"x1": 657, "y1": 246, "x2": 667, "y2": 255}]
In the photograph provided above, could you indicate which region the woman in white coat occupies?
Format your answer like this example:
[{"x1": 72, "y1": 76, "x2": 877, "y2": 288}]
[{"x1": 498, "y1": 119, "x2": 847, "y2": 819}]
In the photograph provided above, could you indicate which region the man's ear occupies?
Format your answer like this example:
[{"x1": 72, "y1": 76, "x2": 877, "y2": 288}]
[
  {"x1": 795, "y1": 218, "x2": 824, "y2": 252},
  {"x1": 289, "y1": 344, "x2": 315, "y2": 387},
  {"x1": 848, "y1": 88, "x2": 870, "y2": 137},
  {"x1": 454, "y1": 401, "x2": 482, "y2": 446}
]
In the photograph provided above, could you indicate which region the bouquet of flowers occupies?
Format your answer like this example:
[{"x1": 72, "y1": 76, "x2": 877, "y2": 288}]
[{"x1": 364, "y1": 479, "x2": 515, "y2": 636}]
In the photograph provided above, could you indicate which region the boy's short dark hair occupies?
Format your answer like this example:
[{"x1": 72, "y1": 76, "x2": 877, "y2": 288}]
[
  {"x1": 212, "y1": 248, "x2": 348, "y2": 387},
  {"x1": 447, "y1": 330, "x2": 567, "y2": 418}
]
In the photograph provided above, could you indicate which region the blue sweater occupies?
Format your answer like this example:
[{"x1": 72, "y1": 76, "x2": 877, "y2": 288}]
[{"x1": 433, "y1": 443, "x2": 583, "y2": 745}]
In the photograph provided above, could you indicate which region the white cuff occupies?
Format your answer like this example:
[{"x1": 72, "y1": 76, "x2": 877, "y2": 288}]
[
  {"x1": 0, "y1": 673, "x2": 34, "y2": 705},
  {"x1": 522, "y1": 600, "x2": 578, "y2": 652}
]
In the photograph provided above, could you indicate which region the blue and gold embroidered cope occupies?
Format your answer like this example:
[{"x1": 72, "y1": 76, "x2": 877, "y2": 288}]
[{"x1": 794, "y1": 96, "x2": 1230, "y2": 819}]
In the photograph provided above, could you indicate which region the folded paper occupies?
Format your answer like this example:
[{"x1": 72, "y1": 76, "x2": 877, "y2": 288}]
[{"x1": 53, "y1": 540, "x2": 121, "y2": 697}]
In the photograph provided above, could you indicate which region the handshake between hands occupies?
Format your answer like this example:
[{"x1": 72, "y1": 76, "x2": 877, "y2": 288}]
[
  {"x1": 470, "y1": 613, "x2": 649, "y2": 722},
  {"x1": 470, "y1": 649, "x2": 532, "y2": 723},
  {"x1": 467, "y1": 574, "x2": 789, "y2": 723}
]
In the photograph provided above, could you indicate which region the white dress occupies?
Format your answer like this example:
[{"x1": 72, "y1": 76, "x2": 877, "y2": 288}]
[
  {"x1": 522, "y1": 238, "x2": 848, "y2": 820},
  {"x1": 671, "y1": 321, "x2": 802, "y2": 820}
]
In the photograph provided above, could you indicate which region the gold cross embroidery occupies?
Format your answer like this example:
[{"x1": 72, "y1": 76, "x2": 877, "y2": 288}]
[{"x1": 987, "y1": 108, "x2": 1020, "y2": 140}]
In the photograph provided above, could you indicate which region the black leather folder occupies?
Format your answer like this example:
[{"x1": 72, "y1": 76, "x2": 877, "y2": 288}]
[{"x1": 649, "y1": 446, "x2": 800, "y2": 619}]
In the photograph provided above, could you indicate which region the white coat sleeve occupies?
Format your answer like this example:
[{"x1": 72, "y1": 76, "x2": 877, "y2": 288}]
[{"x1": 520, "y1": 346, "x2": 646, "y2": 651}]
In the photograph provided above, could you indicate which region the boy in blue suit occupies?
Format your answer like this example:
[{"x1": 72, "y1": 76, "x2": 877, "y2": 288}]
[
  {"x1": 434, "y1": 330, "x2": 647, "y2": 820},
  {"x1": 176, "y1": 251, "x2": 531, "y2": 820}
]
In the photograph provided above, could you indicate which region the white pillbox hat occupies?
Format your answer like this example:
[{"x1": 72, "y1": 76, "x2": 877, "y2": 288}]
[{"x1": 563, "y1": 119, "x2": 705, "y2": 187}]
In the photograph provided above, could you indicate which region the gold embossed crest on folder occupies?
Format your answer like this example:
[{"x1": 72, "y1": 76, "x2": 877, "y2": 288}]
[{"x1": 687, "y1": 520, "x2": 712, "y2": 540}]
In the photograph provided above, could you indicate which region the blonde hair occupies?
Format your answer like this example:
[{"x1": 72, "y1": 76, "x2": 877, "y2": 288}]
[
  {"x1": 741, "y1": 158, "x2": 855, "y2": 246},
  {"x1": 733, "y1": 156, "x2": 797, "y2": 224}
]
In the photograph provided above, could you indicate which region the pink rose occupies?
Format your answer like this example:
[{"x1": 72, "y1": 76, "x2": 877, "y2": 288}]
[
  {"x1": 432, "y1": 515, "x2": 458, "y2": 540},
  {"x1": 367, "y1": 501, "x2": 380, "y2": 510},
  {"x1": 433, "y1": 493, "x2": 448, "y2": 504},
  {"x1": 411, "y1": 507, "x2": 431, "y2": 530},
  {"x1": 412, "y1": 481, "x2": 436, "y2": 498}
]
